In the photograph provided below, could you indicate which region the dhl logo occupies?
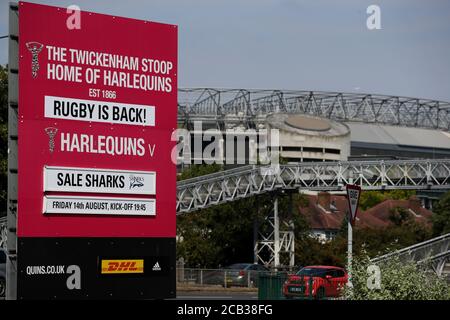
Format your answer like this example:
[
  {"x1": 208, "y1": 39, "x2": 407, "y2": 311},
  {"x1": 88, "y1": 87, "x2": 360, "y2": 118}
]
[{"x1": 101, "y1": 259, "x2": 144, "y2": 274}]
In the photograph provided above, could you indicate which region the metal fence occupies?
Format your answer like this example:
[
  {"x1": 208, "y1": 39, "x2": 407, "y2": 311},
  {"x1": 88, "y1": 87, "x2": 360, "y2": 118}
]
[
  {"x1": 0, "y1": 216, "x2": 6, "y2": 249},
  {"x1": 371, "y1": 233, "x2": 450, "y2": 276},
  {"x1": 176, "y1": 268, "x2": 268, "y2": 288}
]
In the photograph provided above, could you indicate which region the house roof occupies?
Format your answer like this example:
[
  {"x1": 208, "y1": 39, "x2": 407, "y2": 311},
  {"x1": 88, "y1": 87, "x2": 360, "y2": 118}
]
[
  {"x1": 299, "y1": 195, "x2": 432, "y2": 231},
  {"x1": 364, "y1": 199, "x2": 432, "y2": 225}
]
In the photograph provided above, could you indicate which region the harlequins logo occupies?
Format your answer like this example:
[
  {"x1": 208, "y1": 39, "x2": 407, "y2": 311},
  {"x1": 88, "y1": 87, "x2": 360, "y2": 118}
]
[
  {"x1": 45, "y1": 127, "x2": 58, "y2": 153},
  {"x1": 26, "y1": 41, "x2": 44, "y2": 78}
]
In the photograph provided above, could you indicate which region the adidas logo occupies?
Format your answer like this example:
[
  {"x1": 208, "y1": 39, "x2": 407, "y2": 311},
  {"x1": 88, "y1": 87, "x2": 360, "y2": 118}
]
[{"x1": 152, "y1": 262, "x2": 161, "y2": 271}]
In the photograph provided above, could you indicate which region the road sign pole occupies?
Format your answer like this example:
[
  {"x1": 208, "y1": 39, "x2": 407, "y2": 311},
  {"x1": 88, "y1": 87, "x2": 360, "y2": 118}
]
[
  {"x1": 346, "y1": 184, "x2": 361, "y2": 289},
  {"x1": 347, "y1": 216, "x2": 353, "y2": 288}
]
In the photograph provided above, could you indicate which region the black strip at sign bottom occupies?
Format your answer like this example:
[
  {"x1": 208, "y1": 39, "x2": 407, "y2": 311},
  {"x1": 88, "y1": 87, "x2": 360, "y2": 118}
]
[{"x1": 17, "y1": 237, "x2": 176, "y2": 299}]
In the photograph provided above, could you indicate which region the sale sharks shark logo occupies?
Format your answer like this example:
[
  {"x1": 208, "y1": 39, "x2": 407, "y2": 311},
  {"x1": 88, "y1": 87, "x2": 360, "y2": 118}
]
[
  {"x1": 26, "y1": 41, "x2": 44, "y2": 78},
  {"x1": 129, "y1": 175, "x2": 144, "y2": 189}
]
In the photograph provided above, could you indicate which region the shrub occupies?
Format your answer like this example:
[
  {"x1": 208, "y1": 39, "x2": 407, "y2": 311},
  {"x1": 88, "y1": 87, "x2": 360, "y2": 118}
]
[{"x1": 344, "y1": 251, "x2": 450, "y2": 300}]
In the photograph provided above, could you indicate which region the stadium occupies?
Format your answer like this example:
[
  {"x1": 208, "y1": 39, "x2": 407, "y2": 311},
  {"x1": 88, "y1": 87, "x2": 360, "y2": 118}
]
[{"x1": 176, "y1": 88, "x2": 450, "y2": 208}]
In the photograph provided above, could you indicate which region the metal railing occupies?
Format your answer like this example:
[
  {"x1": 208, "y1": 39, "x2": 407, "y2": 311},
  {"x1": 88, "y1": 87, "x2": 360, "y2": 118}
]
[
  {"x1": 177, "y1": 160, "x2": 450, "y2": 213},
  {"x1": 371, "y1": 233, "x2": 450, "y2": 276},
  {"x1": 372, "y1": 233, "x2": 450, "y2": 264},
  {"x1": 176, "y1": 268, "x2": 268, "y2": 288}
]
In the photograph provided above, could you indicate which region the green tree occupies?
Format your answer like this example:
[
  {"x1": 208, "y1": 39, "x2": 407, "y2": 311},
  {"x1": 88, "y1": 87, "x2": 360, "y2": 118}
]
[
  {"x1": 388, "y1": 206, "x2": 412, "y2": 226},
  {"x1": 359, "y1": 190, "x2": 416, "y2": 211},
  {"x1": 177, "y1": 192, "x2": 312, "y2": 268},
  {"x1": 177, "y1": 166, "x2": 311, "y2": 268},
  {"x1": 177, "y1": 195, "x2": 269, "y2": 267},
  {"x1": 432, "y1": 191, "x2": 450, "y2": 236},
  {"x1": 359, "y1": 191, "x2": 385, "y2": 210},
  {"x1": 388, "y1": 189, "x2": 416, "y2": 200},
  {"x1": 338, "y1": 211, "x2": 349, "y2": 236},
  {"x1": 295, "y1": 216, "x2": 432, "y2": 267},
  {"x1": 295, "y1": 235, "x2": 347, "y2": 267},
  {"x1": 177, "y1": 163, "x2": 223, "y2": 181},
  {"x1": 353, "y1": 222, "x2": 431, "y2": 258}
]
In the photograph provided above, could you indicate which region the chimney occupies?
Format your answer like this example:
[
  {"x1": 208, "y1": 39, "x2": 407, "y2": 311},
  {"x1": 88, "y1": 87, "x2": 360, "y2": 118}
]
[
  {"x1": 318, "y1": 192, "x2": 331, "y2": 212},
  {"x1": 409, "y1": 196, "x2": 422, "y2": 215}
]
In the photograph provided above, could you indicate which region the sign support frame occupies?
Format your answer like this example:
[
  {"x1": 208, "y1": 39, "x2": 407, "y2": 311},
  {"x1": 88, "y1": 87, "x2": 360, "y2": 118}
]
[{"x1": 7, "y1": 2, "x2": 19, "y2": 300}]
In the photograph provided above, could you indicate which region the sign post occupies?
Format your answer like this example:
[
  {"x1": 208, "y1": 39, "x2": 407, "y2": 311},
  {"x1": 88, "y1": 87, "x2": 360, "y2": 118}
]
[
  {"x1": 346, "y1": 184, "x2": 361, "y2": 288},
  {"x1": 13, "y1": 1, "x2": 177, "y2": 299}
]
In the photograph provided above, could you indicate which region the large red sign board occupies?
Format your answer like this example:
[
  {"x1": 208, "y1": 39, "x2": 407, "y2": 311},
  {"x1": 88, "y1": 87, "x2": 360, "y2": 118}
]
[{"x1": 18, "y1": 2, "x2": 177, "y2": 238}]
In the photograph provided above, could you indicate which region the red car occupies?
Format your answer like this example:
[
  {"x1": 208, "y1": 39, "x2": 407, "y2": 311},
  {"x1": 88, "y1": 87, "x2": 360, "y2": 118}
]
[{"x1": 283, "y1": 266, "x2": 347, "y2": 299}]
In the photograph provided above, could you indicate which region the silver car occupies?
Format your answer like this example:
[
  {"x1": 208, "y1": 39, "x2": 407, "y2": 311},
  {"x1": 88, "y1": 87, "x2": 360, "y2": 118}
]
[{"x1": 0, "y1": 248, "x2": 6, "y2": 297}]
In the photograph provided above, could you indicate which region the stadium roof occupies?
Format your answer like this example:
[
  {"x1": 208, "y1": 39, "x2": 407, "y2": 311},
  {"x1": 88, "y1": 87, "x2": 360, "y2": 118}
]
[{"x1": 347, "y1": 122, "x2": 450, "y2": 150}]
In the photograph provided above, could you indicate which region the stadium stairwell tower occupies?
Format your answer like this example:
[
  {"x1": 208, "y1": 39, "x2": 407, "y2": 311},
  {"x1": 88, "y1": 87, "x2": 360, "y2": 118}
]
[{"x1": 254, "y1": 193, "x2": 296, "y2": 269}]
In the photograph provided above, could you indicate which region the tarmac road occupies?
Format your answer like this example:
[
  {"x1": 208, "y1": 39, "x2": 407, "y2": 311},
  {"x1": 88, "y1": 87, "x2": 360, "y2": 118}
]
[{"x1": 176, "y1": 290, "x2": 258, "y2": 300}]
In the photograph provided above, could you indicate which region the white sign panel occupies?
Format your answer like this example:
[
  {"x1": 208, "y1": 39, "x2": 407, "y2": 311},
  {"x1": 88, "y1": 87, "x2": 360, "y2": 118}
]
[
  {"x1": 43, "y1": 195, "x2": 156, "y2": 216},
  {"x1": 44, "y1": 96, "x2": 155, "y2": 127},
  {"x1": 346, "y1": 185, "x2": 361, "y2": 222},
  {"x1": 44, "y1": 166, "x2": 156, "y2": 195}
]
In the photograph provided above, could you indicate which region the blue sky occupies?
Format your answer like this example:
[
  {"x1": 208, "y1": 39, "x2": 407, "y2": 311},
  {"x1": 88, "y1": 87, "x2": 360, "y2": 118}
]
[{"x1": 1, "y1": 0, "x2": 450, "y2": 101}]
